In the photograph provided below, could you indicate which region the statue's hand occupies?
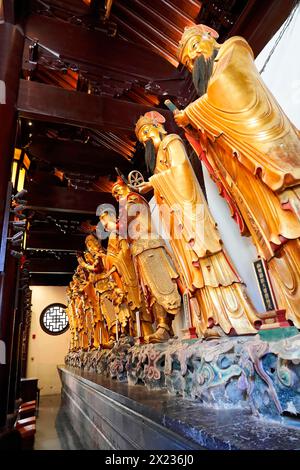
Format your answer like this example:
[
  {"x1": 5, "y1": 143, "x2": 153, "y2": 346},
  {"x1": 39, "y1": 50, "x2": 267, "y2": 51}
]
[
  {"x1": 138, "y1": 181, "x2": 153, "y2": 194},
  {"x1": 174, "y1": 110, "x2": 190, "y2": 128}
]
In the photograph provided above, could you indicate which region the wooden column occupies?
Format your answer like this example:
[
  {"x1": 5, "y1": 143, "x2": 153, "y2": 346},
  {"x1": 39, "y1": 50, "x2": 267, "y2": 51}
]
[
  {"x1": 0, "y1": 23, "x2": 24, "y2": 428},
  {"x1": 7, "y1": 266, "x2": 21, "y2": 412}
]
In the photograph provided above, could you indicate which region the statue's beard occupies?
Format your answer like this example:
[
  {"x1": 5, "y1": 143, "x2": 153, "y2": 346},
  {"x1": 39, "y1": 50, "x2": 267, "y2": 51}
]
[
  {"x1": 192, "y1": 48, "x2": 218, "y2": 97},
  {"x1": 144, "y1": 137, "x2": 159, "y2": 175}
]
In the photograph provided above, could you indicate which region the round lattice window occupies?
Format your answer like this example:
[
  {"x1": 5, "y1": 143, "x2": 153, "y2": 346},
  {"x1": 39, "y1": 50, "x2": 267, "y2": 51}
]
[{"x1": 40, "y1": 303, "x2": 69, "y2": 335}]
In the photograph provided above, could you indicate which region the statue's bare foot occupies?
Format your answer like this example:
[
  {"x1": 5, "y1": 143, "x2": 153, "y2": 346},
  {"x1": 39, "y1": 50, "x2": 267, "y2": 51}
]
[{"x1": 144, "y1": 327, "x2": 171, "y2": 344}]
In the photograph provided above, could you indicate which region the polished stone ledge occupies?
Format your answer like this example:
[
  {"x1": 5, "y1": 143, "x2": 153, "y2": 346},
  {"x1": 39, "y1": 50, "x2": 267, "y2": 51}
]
[{"x1": 58, "y1": 365, "x2": 300, "y2": 450}]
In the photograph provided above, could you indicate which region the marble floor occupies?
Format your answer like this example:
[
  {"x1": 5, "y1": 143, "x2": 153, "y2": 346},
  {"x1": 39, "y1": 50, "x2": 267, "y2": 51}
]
[{"x1": 34, "y1": 394, "x2": 83, "y2": 450}]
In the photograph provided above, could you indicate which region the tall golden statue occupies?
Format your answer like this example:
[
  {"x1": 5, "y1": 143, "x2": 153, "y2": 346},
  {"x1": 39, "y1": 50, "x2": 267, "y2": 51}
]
[
  {"x1": 98, "y1": 206, "x2": 154, "y2": 339},
  {"x1": 70, "y1": 265, "x2": 90, "y2": 350},
  {"x1": 135, "y1": 111, "x2": 259, "y2": 337},
  {"x1": 66, "y1": 285, "x2": 79, "y2": 351},
  {"x1": 174, "y1": 24, "x2": 300, "y2": 327},
  {"x1": 77, "y1": 234, "x2": 119, "y2": 349},
  {"x1": 111, "y1": 178, "x2": 182, "y2": 343}
]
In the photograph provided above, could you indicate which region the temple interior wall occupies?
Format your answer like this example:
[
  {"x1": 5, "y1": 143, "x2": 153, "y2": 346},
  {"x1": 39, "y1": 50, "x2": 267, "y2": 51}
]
[
  {"x1": 255, "y1": 5, "x2": 300, "y2": 129},
  {"x1": 198, "y1": 173, "x2": 264, "y2": 312},
  {"x1": 26, "y1": 285, "x2": 69, "y2": 396}
]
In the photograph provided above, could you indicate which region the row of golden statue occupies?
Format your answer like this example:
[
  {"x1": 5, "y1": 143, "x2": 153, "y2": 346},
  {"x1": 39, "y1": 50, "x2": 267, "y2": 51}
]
[{"x1": 66, "y1": 24, "x2": 300, "y2": 351}]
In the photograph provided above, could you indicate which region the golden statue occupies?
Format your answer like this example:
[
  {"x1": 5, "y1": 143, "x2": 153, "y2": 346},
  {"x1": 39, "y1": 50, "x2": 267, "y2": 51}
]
[
  {"x1": 135, "y1": 111, "x2": 260, "y2": 337},
  {"x1": 174, "y1": 24, "x2": 300, "y2": 327},
  {"x1": 98, "y1": 205, "x2": 154, "y2": 339},
  {"x1": 66, "y1": 261, "x2": 99, "y2": 352},
  {"x1": 77, "y1": 234, "x2": 119, "y2": 349},
  {"x1": 70, "y1": 265, "x2": 90, "y2": 350},
  {"x1": 111, "y1": 178, "x2": 182, "y2": 343},
  {"x1": 66, "y1": 285, "x2": 79, "y2": 351}
]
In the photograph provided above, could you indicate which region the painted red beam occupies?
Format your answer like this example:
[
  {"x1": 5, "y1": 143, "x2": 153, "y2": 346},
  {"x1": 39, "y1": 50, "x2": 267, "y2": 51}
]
[{"x1": 17, "y1": 80, "x2": 176, "y2": 133}]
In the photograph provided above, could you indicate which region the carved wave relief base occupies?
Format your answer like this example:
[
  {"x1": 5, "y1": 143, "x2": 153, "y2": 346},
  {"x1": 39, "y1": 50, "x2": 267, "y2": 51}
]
[{"x1": 65, "y1": 333, "x2": 300, "y2": 419}]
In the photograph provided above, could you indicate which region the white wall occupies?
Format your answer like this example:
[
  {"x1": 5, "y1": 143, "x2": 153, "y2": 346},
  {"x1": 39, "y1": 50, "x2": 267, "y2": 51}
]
[
  {"x1": 255, "y1": 4, "x2": 300, "y2": 128},
  {"x1": 202, "y1": 169, "x2": 264, "y2": 312},
  {"x1": 26, "y1": 286, "x2": 69, "y2": 396}
]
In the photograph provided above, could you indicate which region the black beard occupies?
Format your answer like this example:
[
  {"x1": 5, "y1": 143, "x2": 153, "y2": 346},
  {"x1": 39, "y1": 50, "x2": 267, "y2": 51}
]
[
  {"x1": 192, "y1": 49, "x2": 218, "y2": 97},
  {"x1": 144, "y1": 138, "x2": 157, "y2": 175}
]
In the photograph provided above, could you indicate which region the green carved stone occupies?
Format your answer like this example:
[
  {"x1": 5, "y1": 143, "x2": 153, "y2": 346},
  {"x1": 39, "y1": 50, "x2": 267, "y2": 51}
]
[{"x1": 258, "y1": 326, "x2": 299, "y2": 342}]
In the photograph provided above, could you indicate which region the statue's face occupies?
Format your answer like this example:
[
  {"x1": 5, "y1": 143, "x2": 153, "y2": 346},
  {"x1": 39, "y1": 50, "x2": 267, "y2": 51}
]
[
  {"x1": 114, "y1": 288, "x2": 123, "y2": 303},
  {"x1": 112, "y1": 183, "x2": 129, "y2": 201},
  {"x1": 138, "y1": 124, "x2": 161, "y2": 146},
  {"x1": 181, "y1": 33, "x2": 216, "y2": 70},
  {"x1": 100, "y1": 211, "x2": 117, "y2": 232},
  {"x1": 86, "y1": 237, "x2": 101, "y2": 254}
]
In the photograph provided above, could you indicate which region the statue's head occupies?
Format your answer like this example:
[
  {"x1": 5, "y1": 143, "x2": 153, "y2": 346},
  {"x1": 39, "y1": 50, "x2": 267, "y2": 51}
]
[
  {"x1": 135, "y1": 111, "x2": 167, "y2": 145},
  {"x1": 85, "y1": 234, "x2": 102, "y2": 255},
  {"x1": 177, "y1": 24, "x2": 219, "y2": 70},
  {"x1": 112, "y1": 177, "x2": 130, "y2": 201},
  {"x1": 114, "y1": 287, "x2": 124, "y2": 304},
  {"x1": 135, "y1": 111, "x2": 167, "y2": 174},
  {"x1": 98, "y1": 204, "x2": 117, "y2": 233}
]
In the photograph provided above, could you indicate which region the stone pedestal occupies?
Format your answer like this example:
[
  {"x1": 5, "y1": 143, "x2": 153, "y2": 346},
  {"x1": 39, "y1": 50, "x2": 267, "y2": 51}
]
[
  {"x1": 65, "y1": 333, "x2": 300, "y2": 419},
  {"x1": 58, "y1": 365, "x2": 300, "y2": 450},
  {"x1": 58, "y1": 366, "x2": 202, "y2": 450}
]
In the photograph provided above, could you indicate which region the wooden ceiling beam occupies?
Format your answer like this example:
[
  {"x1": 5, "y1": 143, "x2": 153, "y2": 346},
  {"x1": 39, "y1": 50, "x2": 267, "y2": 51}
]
[
  {"x1": 28, "y1": 137, "x2": 130, "y2": 173},
  {"x1": 1, "y1": 0, "x2": 16, "y2": 24},
  {"x1": 17, "y1": 80, "x2": 176, "y2": 133},
  {"x1": 230, "y1": 0, "x2": 296, "y2": 57},
  {"x1": 29, "y1": 257, "x2": 77, "y2": 274},
  {"x1": 27, "y1": 231, "x2": 86, "y2": 251},
  {"x1": 25, "y1": 182, "x2": 115, "y2": 215},
  {"x1": 29, "y1": 273, "x2": 73, "y2": 286},
  {"x1": 24, "y1": 13, "x2": 181, "y2": 81}
]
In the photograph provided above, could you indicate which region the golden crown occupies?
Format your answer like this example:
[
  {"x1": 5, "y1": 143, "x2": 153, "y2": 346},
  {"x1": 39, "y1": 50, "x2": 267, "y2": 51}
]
[{"x1": 135, "y1": 111, "x2": 166, "y2": 138}]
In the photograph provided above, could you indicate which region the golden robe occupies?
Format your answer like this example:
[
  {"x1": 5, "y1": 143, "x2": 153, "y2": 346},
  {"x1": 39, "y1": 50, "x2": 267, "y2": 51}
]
[
  {"x1": 66, "y1": 297, "x2": 78, "y2": 350},
  {"x1": 83, "y1": 279, "x2": 109, "y2": 348},
  {"x1": 121, "y1": 192, "x2": 181, "y2": 317},
  {"x1": 105, "y1": 232, "x2": 154, "y2": 335},
  {"x1": 184, "y1": 36, "x2": 300, "y2": 326},
  {"x1": 150, "y1": 133, "x2": 259, "y2": 335},
  {"x1": 105, "y1": 233, "x2": 141, "y2": 311}
]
